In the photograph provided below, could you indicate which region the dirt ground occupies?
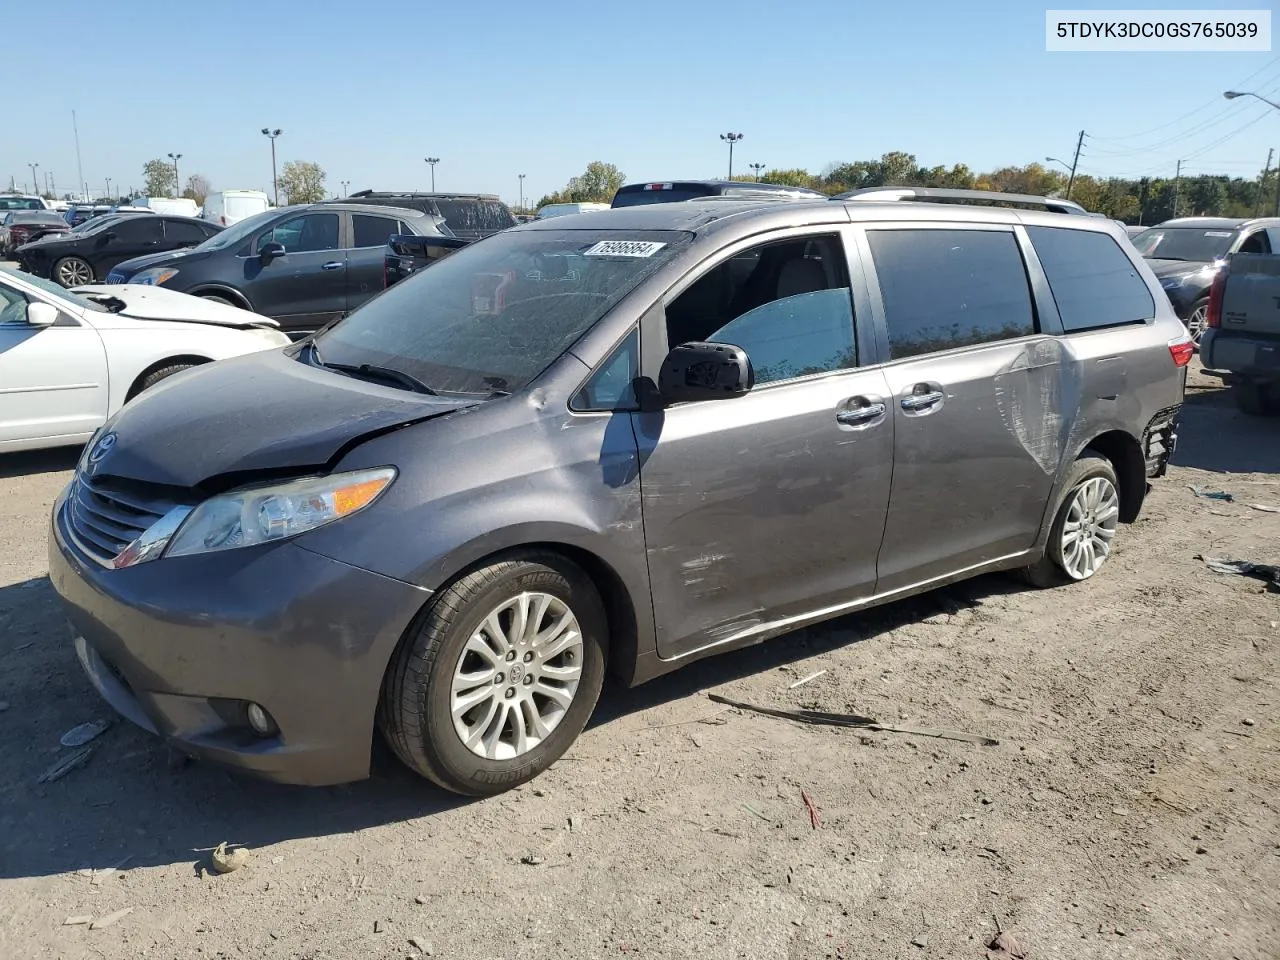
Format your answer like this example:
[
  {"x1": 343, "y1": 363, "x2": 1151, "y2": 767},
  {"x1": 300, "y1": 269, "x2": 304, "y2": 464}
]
[{"x1": 1, "y1": 360, "x2": 1277, "y2": 960}]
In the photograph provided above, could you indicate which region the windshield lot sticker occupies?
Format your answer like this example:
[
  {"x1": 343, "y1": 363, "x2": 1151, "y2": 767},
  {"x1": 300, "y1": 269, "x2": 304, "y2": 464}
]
[
  {"x1": 1203, "y1": 231, "x2": 1233, "y2": 237},
  {"x1": 583, "y1": 240, "x2": 667, "y2": 258}
]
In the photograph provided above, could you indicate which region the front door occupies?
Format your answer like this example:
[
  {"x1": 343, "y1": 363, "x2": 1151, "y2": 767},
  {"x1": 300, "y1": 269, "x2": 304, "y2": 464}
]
[
  {"x1": 0, "y1": 285, "x2": 107, "y2": 447},
  {"x1": 862, "y1": 225, "x2": 1064, "y2": 593},
  {"x1": 245, "y1": 211, "x2": 346, "y2": 333},
  {"x1": 633, "y1": 229, "x2": 894, "y2": 659},
  {"x1": 94, "y1": 215, "x2": 165, "y2": 276}
]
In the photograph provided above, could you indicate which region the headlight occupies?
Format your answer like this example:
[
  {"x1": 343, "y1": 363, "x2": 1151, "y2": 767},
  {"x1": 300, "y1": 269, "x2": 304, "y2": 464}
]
[
  {"x1": 131, "y1": 267, "x2": 180, "y2": 286},
  {"x1": 1159, "y1": 275, "x2": 1184, "y2": 289},
  {"x1": 165, "y1": 467, "x2": 396, "y2": 558}
]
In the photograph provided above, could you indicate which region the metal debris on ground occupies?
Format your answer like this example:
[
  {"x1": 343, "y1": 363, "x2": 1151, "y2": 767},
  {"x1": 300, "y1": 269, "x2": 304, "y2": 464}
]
[
  {"x1": 63, "y1": 915, "x2": 93, "y2": 926},
  {"x1": 37, "y1": 745, "x2": 95, "y2": 783},
  {"x1": 707, "y1": 693, "x2": 999, "y2": 746},
  {"x1": 1248, "y1": 503, "x2": 1280, "y2": 513},
  {"x1": 1187, "y1": 484, "x2": 1234, "y2": 502},
  {"x1": 519, "y1": 853, "x2": 545, "y2": 865},
  {"x1": 986, "y1": 931, "x2": 1028, "y2": 959},
  {"x1": 801, "y1": 790, "x2": 822, "y2": 829},
  {"x1": 788, "y1": 670, "x2": 827, "y2": 689},
  {"x1": 89, "y1": 907, "x2": 133, "y2": 930},
  {"x1": 210, "y1": 842, "x2": 251, "y2": 874},
  {"x1": 60, "y1": 719, "x2": 110, "y2": 748},
  {"x1": 1199, "y1": 555, "x2": 1280, "y2": 591}
]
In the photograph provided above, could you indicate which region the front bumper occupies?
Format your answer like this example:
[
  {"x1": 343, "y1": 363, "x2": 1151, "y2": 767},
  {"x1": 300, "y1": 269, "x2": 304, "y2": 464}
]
[{"x1": 48, "y1": 489, "x2": 431, "y2": 786}]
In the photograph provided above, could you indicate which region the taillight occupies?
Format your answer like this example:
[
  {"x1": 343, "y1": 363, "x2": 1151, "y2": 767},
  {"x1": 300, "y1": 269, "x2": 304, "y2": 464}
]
[
  {"x1": 1206, "y1": 266, "x2": 1225, "y2": 329},
  {"x1": 1168, "y1": 337, "x2": 1195, "y2": 367}
]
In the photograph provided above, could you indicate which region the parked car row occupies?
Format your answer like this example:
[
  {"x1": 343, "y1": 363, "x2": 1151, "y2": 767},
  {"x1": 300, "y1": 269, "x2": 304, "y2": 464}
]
[
  {"x1": 14, "y1": 214, "x2": 222, "y2": 286},
  {"x1": 1, "y1": 211, "x2": 70, "y2": 255}
]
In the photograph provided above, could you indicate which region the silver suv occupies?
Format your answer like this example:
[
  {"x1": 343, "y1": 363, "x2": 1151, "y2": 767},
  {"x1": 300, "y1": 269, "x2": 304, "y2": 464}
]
[{"x1": 49, "y1": 188, "x2": 1191, "y2": 796}]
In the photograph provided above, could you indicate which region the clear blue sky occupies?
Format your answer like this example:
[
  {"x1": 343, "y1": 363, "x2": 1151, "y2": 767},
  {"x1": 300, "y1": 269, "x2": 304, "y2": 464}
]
[{"x1": 5, "y1": 0, "x2": 1277, "y2": 204}]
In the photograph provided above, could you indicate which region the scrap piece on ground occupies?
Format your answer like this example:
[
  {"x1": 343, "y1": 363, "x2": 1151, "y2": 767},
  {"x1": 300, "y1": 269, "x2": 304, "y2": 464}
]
[
  {"x1": 986, "y1": 931, "x2": 1028, "y2": 959},
  {"x1": 37, "y1": 745, "x2": 95, "y2": 783},
  {"x1": 89, "y1": 907, "x2": 133, "y2": 930},
  {"x1": 210, "y1": 842, "x2": 250, "y2": 874},
  {"x1": 1201, "y1": 555, "x2": 1280, "y2": 590},
  {"x1": 59, "y1": 720, "x2": 110, "y2": 748}
]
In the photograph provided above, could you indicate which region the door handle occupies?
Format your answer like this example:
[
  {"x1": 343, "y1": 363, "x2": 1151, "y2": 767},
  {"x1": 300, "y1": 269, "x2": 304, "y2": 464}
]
[
  {"x1": 321, "y1": 261, "x2": 343, "y2": 270},
  {"x1": 901, "y1": 390, "x2": 944, "y2": 411},
  {"x1": 835, "y1": 401, "x2": 886, "y2": 426}
]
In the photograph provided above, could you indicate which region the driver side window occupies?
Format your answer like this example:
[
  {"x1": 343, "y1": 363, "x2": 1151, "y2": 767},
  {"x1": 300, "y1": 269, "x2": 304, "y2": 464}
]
[
  {"x1": 663, "y1": 233, "x2": 857, "y2": 385},
  {"x1": 256, "y1": 213, "x2": 340, "y2": 254}
]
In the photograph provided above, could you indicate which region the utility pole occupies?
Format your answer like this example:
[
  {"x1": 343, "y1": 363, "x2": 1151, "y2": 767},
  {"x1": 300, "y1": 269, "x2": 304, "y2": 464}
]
[
  {"x1": 72, "y1": 110, "x2": 85, "y2": 202},
  {"x1": 1172, "y1": 159, "x2": 1184, "y2": 218},
  {"x1": 720, "y1": 132, "x2": 743, "y2": 180},
  {"x1": 1256, "y1": 148, "x2": 1274, "y2": 218},
  {"x1": 49, "y1": 171, "x2": 56, "y2": 198},
  {"x1": 749, "y1": 162, "x2": 765, "y2": 182},
  {"x1": 27, "y1": 163, "x2": 38, "y2": 196},
  {"x1": 1065, "y1": 129, "x2": 1085, "y2": 200},
  {"x1": 1137, "y1": 177, "x2": 1150, "y2": 225},
  {"x1": 424, "y1": 157, "x2": 439, "y2": 191},
  {"x1": 261, "y1": 129, "x2": 282, "y2": 206}
]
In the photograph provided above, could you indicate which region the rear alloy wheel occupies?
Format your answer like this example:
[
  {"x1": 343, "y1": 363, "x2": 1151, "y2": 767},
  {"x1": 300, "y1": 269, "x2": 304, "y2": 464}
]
[
  {"x1": 54, "y1": 256, "x2": 94, "y2": 287},
  {"x1": 1021, "y1": 453, "x2": 1120, "y2": 587},
  {"x1": 379, "y1": 553, "x2": 607, "y2": 796},
  {"x1": 1186, "y1": 299, "x2": 1208, "y2": 345}
]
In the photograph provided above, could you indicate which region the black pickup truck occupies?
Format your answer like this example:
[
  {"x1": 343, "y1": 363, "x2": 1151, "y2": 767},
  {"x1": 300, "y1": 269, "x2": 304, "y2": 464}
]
[
  {"x1": 1200, "y1": 252, "x2": 1280, "y2": 415},
  {"x1": 383, "y1": 233, "x2": 470, "y2": 288}
]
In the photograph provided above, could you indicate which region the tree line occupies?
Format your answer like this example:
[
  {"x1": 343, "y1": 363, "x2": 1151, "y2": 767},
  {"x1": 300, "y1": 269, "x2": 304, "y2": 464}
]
[
  {"x1": 140, "y1": 158, "x2": 328, "y2": 205},
  {"x1": 537, "y1": 155, "x2": 1280, "y2": 223}
]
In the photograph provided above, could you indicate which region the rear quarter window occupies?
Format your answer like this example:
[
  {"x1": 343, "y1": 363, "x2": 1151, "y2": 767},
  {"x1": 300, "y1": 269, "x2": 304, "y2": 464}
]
[{"x1": 1027, "y1": 226, "x2": 1155, "y2": 332}]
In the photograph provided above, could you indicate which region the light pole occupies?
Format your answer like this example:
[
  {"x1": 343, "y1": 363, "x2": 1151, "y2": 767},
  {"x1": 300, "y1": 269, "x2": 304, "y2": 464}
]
[
  {"x1": 518, "y1": 173, "x2": 526, "y2": 212},
  {"x1": 167, "y1": 153, "x2": 182, "y2": 197},
  {"x1": 261, "y1": 128, "x2": 282, "y2": 206},
  {"x1": 1225, "y1": 90, "x2": 1280, "y2": 215},
  {"x1": 340, "y1": 179, "x2": 350, "y2": 196},
  {"x1": 105, "y1": 177, "x2": 112, "y2": 200},
  {"x1": 424, "y1": 157, "x2": 439, "y2": 191},
  {"x1": 748, "y1": 162, "x2": 765, "y2": 182},
  {"x1": 1045, "y1": 156, "x2": 1072, "y2": 173},
  {"x1": 28, "y1": 162, "x2": 38, "y2": 196},
  {"x1": 719, "y1": 133, "x2": 743, "y2": 180}
]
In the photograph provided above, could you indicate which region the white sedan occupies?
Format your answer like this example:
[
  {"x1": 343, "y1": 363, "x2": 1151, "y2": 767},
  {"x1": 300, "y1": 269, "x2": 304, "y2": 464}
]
[{"x1": 0, "y1": 269, "x2": 291, "y2": 453}]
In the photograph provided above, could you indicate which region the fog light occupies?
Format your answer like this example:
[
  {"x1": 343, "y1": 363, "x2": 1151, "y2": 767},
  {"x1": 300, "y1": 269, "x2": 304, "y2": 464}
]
[{"x1": 246, "y1": 702, "x2": 276, "y2": 737}]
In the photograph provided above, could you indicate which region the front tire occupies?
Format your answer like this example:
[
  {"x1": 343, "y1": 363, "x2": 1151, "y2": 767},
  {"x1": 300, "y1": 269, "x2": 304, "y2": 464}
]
[
  {"x1": 54, "y1": 256, "x2": 94, "y2": 287},
  {"x1": 1186, "y1": 298, "x2": 1208, "y2": 346},
  {"x1": 1022, "y1": 453, "x2": 1121, "y2": 588},
  {"x1": 129, "y1": 362, "x2": 198, "y2": 400},
  {"x1": 379, "y1": 552, "x2": 608, "y2": 796}
]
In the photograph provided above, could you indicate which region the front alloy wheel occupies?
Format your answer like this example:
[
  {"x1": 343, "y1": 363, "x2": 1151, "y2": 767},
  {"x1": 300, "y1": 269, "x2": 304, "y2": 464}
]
[
  {"x1": 55, "y1": 256, "x2": 93, "y2": 287},
  {"x1": 1187, "y1": 301, "x2": 1208, "y2": 345},
  {"x1": 450, "y1": 592, "x2": 583, "y2": 760}
]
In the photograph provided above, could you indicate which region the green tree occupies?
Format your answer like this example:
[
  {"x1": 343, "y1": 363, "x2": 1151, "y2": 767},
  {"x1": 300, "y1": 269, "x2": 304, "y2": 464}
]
[
  {"x1": 279, "y1": 161, "x2": 327, "y2": 204},
  {"x1": 143, "y1": 158, "x2": 176, "y2": 198},
  {"x1": 535, "y1": 161, "x2": 626, "y2": 207},
  {"x1": 184, "y1": 174, "x2": 211, "y2": 205}
]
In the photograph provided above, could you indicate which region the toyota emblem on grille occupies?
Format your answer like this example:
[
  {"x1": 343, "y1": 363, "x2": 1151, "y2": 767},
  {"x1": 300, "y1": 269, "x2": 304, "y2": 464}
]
[{"x1": 88, "y1": 433, "x2": 117, "y2": 464}]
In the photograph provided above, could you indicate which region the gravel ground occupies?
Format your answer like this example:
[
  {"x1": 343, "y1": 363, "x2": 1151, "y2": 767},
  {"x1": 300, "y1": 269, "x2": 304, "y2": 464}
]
[{"x1": 0, "y1": 361, "x2": 1277, "y2": 960}]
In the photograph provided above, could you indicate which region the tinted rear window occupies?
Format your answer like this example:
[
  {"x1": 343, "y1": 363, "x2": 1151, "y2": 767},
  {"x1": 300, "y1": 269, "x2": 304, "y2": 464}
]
[
  {"x1": 1027, "y1": 226, "x2": 1155, "y2": 332},
  {"x1": 432, "y1": 199, "x2": 515, "y2": 233},
  {"x1": 0, "y1": 197, "x2": 44, "y2": 210},
  {"x1": 612, "y1": 186, "x2": 715, "y2": 207},
  {"x1": 868, "y1": 229, "x2": 1036, "y2": 360}
]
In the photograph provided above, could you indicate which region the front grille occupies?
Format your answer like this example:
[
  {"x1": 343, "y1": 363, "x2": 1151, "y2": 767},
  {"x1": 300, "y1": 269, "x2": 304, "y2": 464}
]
[{"x1": 64, "y1": 476, "x2": 174, "y2": 565}]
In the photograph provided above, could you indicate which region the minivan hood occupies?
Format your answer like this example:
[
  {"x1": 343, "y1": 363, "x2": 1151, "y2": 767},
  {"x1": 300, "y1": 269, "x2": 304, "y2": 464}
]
[
  {"x1": 72, "y1": 283, "x2": 280, "y2": 328},
  {"x1": 88, "y1": 349, "x2": 478, "y2": 489}
]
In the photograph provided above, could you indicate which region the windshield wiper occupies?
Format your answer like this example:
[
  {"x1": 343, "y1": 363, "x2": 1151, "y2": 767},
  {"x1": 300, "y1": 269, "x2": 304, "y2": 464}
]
[{"x1": 309, "y1": 347, "x2": 439, "y2": 396}]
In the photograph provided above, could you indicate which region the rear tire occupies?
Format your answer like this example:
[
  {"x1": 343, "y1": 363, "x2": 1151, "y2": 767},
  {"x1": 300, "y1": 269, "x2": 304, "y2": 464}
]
[
  {"x1": 1021, "y1": 453, "x2": 1121, "y2": 588},
  {"x1": 1233, "y1": 381, "x2": 1280, "y2": 416},
  {"x1": 53, "y1": 256, "x2": 94, "y2": 287},
  {"x1": 379, "y1": 552, "x2": 608, "y2": 796}
]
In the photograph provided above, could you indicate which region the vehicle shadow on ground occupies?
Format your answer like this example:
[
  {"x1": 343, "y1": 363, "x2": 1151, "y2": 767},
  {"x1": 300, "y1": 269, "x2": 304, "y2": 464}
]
[
  {"x1": 1173, "y1": 385, "x2": 1280, "y2": 475},
  {"x1": 0, "y1": 571, "x2": 1018, "y2": 880},
  {"x1": 0, "y1": 446, "x2": 81, "y2": 480}
]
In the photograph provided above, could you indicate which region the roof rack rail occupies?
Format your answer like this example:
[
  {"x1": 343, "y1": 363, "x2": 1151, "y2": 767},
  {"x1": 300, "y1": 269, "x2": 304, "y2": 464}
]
[{"x1": 835, "y1": 186, "x2": 1088, "y2": 216}]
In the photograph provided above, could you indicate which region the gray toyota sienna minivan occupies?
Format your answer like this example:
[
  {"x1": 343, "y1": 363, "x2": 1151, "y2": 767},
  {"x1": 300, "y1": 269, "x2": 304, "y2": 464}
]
[{"x1": 49, "y1": 189, "x2": 1191, "y2": 796}]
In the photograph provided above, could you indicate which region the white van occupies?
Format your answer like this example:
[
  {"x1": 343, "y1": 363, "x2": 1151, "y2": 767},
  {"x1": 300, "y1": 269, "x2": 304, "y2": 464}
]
[
  {"x1": 201, "y1": 190, "x2": 270, "y2": 227},
  {"x1": 131, "y1": 196, "x2": 201, "y2": 218},
  {"x1": 535, "y1": 202, "x2": 612, "y2": 219}
]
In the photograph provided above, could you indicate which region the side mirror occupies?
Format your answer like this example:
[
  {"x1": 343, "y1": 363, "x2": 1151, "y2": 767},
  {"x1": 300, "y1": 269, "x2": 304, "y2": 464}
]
[
  {"x1": 259, "y1": 241, "x2": 286, "y2": 262},
  {"x1": 658, "y1": 341, "x2": 754, "y2": 405},
  {"x1": 26, "y1": 302, "x2": 58, "y2": 327}
]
